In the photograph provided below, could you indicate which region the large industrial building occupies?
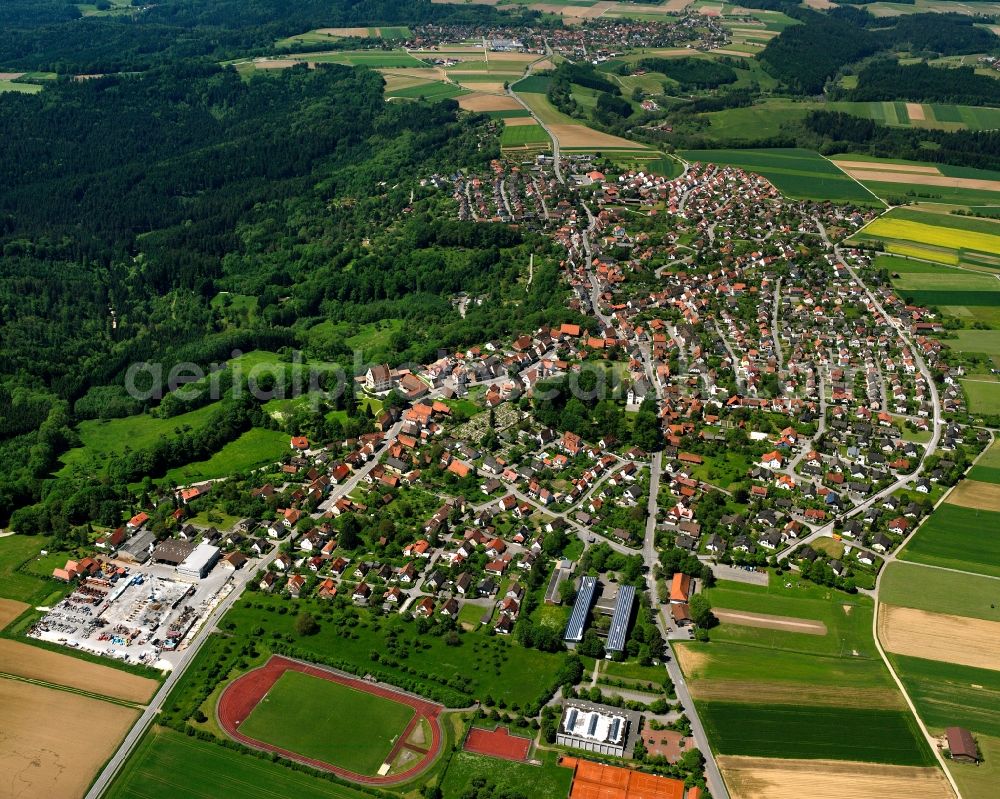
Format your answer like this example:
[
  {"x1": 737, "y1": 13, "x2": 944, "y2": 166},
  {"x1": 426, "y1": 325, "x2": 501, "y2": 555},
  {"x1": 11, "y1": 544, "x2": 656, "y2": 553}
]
[
  {"x1": 176, "y1": 542, "x2": 221, "y2": 579},
  {"x1": 558, "y1": 699, "x2": 641, "y2": 758}
]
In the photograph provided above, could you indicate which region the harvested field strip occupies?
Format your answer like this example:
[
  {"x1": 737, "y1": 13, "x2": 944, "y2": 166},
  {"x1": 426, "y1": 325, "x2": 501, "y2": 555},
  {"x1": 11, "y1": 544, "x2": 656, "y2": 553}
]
[
  {"x1": 548, "y1": 123, "x2": 648, "y2": 149},
  {"x1": 457, "y1": 92, "x2": 522, "y2": 112},
  {"x1": 713, "y1": 608, "x2": 827, "y2": 635},
  {"x1": 833, "y1": 160, "x2": 942, "y2": 174},
  {"x1": 0, "y1": 597, "x2": 28, "y2": 629},
  {"x1": 718, "y1": 756, "x2": 954, "y2": 799},
  {"x1": 700, "y1": 702, "x2": 934, "y2": 765},
  {"x1": 945, "y1": 478, "x2": 1000, "y2": 511},
  {"x1": 0, "y1": 639, "x2": 157, "y2": 703},
  {"x1": 838, "y1": 165, "x2": 1000, "y2": 193},
  {"x1": 0, "y1": 677, "x2": 139, "y2": 799},
  {"x1": 879, "y1": 605, "x2": 1000, "y2": 672},
  {"x1": 688, "y1": 679, "x2": 906, "y2": 709}
]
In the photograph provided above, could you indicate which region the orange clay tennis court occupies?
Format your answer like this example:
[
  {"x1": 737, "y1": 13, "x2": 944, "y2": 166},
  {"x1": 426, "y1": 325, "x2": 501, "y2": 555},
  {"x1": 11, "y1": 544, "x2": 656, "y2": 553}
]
[{"x1": 561, "y1": 756, "x2": 691, "y2": 799}]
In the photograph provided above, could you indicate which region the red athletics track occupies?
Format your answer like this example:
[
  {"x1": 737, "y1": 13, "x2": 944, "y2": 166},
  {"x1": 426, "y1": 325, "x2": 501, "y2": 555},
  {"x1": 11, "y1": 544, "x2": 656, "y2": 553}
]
[
  {"x1": 216, "y1": 655, "x2": 445, "y2": 785},
  {"x1": 464, "y1": 725, "x2": 533, "y2": 762}
]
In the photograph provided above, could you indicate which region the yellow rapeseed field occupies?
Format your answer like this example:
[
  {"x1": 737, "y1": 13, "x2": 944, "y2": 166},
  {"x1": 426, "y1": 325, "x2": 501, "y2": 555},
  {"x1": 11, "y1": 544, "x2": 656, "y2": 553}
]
[
  {"x1": 886, "y1": 243, "x2": 959, "y2": 264},
  {"x1": 866, "y1": 218, "x2": 1000, "y2": 255}
]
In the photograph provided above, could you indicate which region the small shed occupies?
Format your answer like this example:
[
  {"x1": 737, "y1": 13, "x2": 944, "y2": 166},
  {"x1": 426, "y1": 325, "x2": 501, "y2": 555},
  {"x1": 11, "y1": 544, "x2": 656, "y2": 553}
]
[{"x1": 946, "y1": 727, "x2": 980, "y2": 764}]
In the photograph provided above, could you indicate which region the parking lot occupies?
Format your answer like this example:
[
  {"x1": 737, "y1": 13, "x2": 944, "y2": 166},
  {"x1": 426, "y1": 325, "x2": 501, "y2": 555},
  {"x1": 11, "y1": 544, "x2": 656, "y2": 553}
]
[{"x1": 29, "y1": 560, "x2": 232, "y2": 669}]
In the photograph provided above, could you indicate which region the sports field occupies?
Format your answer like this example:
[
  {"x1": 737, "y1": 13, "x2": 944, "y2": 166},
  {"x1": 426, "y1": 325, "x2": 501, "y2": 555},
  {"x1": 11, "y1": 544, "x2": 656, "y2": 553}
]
[
  {"x1": 0, "y1": 678, "x2": 139, "y2": 799},
  {"x1": 680, "y1": 148, "x2": 876, "y2": 203},
  {"x1": 699, "y1": 701, "x2": 934, "y2": 765},
  {"x1": 238, "y1": 669, "x2": 415, "y2": 775},
  {"x1": 500, "y1": 122, "x2": 550, "y2": 147},
  {"x1": 891, "y1": 654, "x2": 1000, "y2": 738},
  {"x1": 718, "y1": 756, "x2": 954, "y2": 799},
  {"x1": 880, "y1": 561, "x2": 1000, "y2": 622},
  {"x1": 898, "y1": 502, "x2": 1000, "y2": 577},
  {"x1": 105, "y1": 727, "x2": 377, "y2": 799}
]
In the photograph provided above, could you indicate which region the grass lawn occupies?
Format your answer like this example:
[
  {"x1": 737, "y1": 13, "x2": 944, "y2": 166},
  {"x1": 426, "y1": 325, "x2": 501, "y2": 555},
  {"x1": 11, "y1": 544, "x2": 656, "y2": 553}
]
[
  {"x1": 239, "y1": 670, "x2": 414, "y2": 774},
  {"x1": 880, "y1": 561, "x2": 1000, "y2": 622},
  {"x1": 159, "y1": 428, "x2": 289, "y2": 485},
  {"x1": 949, "y1": 733, "x2": 1000, "y2": 799},
  {"x1": 601, "y1": 659, "x2": 670, "y2": 685},
  {"x1": 899, "y1": 503, "x2": 1000, "y2": 578},
  {"x1": 105, "y1": 726, "x2": 377, "y2": 799},
  {"x1": 703, "y1": 99, "x2": 821, "y2": 140},
  {"x1": 699, "y1": 701, "x2": 935, "y2": 765},
  {"x1": 811, "y1": 536, "x2": 845, "y2": 559},
  {"x1": 961, "y1": 379, "x2": 1000, "y2": 416},
  {"x1": 0, "y1": 534, "x2": 71, "y2": 607},
  {"x1": 701, "y1": 575, "x2": 876, "y2": 658},
  {"x1": 679, "y1": 148, "x2": 876, "y2": 204},
  {"x1": 225, "y1": 594, "x2": 568, "y2": 708},
  {"x1": 439, "y1": 751, "x2": 572, "y2": 799},
  {"x1": 57, "y1": 402, "x2": 221, "y2": 476},
  {"x1": 891, "y1": 654, "x2": 1000, "y2": 739},
  {"x1": 500, "y1": 123, "x2": 550, "y2": 147}
]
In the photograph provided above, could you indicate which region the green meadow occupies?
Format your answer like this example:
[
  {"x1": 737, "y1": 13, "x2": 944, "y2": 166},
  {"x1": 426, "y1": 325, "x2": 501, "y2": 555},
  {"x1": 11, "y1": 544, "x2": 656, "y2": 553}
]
[{"x1": 880, "y1": 561, "x2": 1000, "y2": 622}]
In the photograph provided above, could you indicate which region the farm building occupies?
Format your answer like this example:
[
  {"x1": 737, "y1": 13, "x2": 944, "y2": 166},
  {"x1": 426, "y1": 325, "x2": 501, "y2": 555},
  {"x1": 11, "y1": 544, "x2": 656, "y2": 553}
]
[
  {"x1": 564, "y1": 575, "x2": 598, "y2": 644},
  {"x1": 946, "y1": 726, "x2": 980, "y2": 763},
  {"x1": 558, "y1": 700, "x2": 640, "y2": 758}
]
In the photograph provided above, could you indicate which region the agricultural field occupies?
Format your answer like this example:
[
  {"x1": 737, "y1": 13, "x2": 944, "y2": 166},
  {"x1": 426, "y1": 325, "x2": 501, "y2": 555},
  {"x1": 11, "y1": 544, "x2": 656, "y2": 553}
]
[
  {"x1": 969, "y1": 438, "x2": 1000, "y2": 482},
  {"x1": 674, "y1": 575, "x2": 899, "y2": 710},
  {"x1": 946, "y1": 478, "x2": 1000, "y2": 513},
  {"x1": 699, "y1": 701, "x2": 934, "y2": 765},
  {"x1": 891, "y1": 653, "x2": 1000, "y2": 738},
  {"x1": 852, "y1": 208, "x2": 1000, "y2": 270},
  {"x1": 238, "y1": 670, "x2": 415, "y2": 775},
  {"x1": 0, "y1": 640, "x2": 158, "y2": 703},
  {"x1": 105, "y1": 727, "x2": 379, "y2": 799},
  {"x1": 879, "y1": 561, "x2": 1000, "y2": 622},
  {"x1": 515, "y1": 88, "x2": 648, "y2": 151},
  {"x1": 0, "y1": 678, "x2": 139, "y2": 799},
  {"x1": 680, "y1": 148, "x2": 877, "y2": 203},
  {"x1": 388, "y1": 81, "x2": 468, "y2": 101},
  {"x1": 879, "y1": 604, "x2": 1000, "y2": 672},
  {"x1": 828, "y1": 101, "x2": 1000, "y2": 132},
  {"x1": 832, "y1": 154, "x2": 1000, "y2": 206},
  {"x1": 898, "y1": 503, "x2": 1000, "y2": 578},
  {"x1": 718, "y1": 756, "x2": 954, "y2": 799},
  {"x1": 962, "y1": 376, "x2": 1000, "y2": 415}
]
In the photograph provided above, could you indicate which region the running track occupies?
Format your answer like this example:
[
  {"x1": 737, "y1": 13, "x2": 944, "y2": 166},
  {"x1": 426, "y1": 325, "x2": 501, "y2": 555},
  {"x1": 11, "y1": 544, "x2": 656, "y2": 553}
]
[{"x1": 216, "y1": 655, "x2": 444, "y2": 785}]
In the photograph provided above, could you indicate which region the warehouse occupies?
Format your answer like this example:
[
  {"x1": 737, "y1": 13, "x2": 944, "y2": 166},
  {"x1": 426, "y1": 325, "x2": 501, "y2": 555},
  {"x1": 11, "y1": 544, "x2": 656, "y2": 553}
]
[{"x1": 176, "y1": 542, "x2": 221, "y2": 579}]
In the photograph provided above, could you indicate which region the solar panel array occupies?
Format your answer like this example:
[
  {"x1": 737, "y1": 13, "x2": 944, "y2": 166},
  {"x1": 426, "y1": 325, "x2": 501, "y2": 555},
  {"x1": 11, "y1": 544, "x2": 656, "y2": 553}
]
[
  {"x1": 564, "y1": 575, "x2": 598, "y2": 642},
  {"x1": 605, "y1": 584, "x2": 635, "y2": 653}
]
